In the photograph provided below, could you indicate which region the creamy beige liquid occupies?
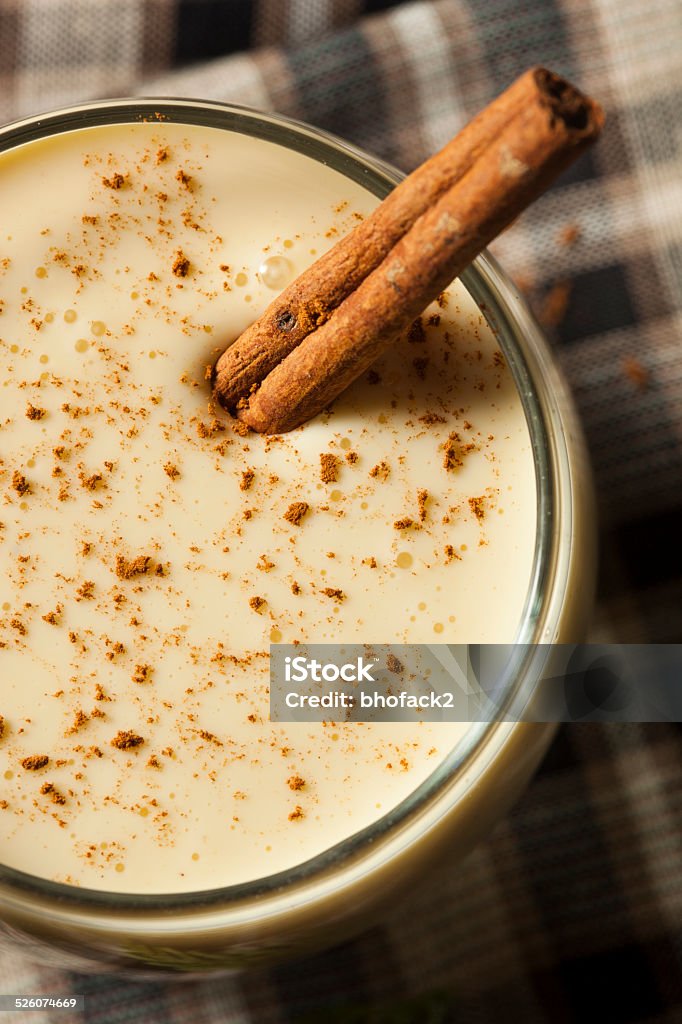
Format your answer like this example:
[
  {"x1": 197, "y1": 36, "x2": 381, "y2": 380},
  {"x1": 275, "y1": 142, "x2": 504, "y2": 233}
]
[{"x1": 0, "y1": 123, "x2": 536, "y2": 892}]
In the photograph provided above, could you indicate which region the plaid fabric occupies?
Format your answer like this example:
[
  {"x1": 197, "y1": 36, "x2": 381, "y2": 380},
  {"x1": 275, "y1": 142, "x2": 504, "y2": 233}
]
[{"x1": 1, "y1": 0, "x2": 681, "y2": 1020}]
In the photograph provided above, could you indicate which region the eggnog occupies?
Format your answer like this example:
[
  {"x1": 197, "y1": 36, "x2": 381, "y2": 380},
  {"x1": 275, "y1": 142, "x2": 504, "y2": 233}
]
[{"x1": 0, "y1": 121, "x2": 536, "y2": 893}]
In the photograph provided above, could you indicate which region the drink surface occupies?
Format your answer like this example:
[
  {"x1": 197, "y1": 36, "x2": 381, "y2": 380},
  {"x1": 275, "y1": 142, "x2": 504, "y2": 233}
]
[{"x1": 0, "y1": 122, "x2": 536, "y2": 892}]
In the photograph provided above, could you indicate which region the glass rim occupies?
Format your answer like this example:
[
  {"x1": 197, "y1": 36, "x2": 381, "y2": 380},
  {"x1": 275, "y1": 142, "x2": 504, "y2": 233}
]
[{"x1": 0, "y1": 97, "x2": 569, "y2": 920}]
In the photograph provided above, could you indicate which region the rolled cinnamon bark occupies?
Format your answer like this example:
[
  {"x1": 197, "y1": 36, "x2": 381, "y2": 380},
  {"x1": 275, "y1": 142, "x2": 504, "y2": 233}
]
[{"x1": 214, "y1": 68, "x2": 603, "y2": 434}]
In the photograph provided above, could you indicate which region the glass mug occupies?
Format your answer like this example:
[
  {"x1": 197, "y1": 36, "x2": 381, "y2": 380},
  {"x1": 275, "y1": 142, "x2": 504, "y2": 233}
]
[{"x1": 0, "y1": 99, "x2": 595, "y2": 975}]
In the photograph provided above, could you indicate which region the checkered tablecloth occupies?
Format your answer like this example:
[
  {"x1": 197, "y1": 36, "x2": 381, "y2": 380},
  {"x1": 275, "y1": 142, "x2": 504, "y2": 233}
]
[{"x1": 1, "y1": 1, "x2": 681, "y2": 1020}]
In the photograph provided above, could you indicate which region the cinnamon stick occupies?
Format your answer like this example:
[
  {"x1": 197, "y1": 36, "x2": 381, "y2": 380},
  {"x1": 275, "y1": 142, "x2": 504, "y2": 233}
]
[{"x1": 213, "y1": 68, "x2": 603, "y2": 434}]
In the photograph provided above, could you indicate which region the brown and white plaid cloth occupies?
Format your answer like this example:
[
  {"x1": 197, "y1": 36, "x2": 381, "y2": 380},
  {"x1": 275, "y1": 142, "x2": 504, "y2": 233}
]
[{"x1": 1, "y1": 0, "x2": 681, "y2": 1020}]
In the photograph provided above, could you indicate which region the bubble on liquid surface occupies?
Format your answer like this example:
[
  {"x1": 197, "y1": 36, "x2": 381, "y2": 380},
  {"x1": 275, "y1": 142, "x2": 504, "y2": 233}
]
[{"x1": 258, "y1": 255, "x2": 293, "y2": 290}]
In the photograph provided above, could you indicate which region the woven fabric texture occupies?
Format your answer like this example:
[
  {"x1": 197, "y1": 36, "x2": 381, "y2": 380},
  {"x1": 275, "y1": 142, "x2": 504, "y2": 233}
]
[{"x1": 0, "y1": 0, "x2": 681, "y2": 1020}]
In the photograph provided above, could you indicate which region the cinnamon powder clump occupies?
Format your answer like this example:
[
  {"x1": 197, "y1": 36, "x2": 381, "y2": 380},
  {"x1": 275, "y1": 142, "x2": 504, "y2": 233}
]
[
  {"x1": 79, "y1": 471, "x2": 103, "y2": 491},
  {"x1": 468, "y1": 496, "x2": 486, "y2": 522},
  {"x1": 115, "y1": 554, "x2": 151, "y2": 579},
  {"x1": 288, "y1": 805, "x2": 305, "y2": 821},
  {"x1": 419, "y1": 412, "x2": 446, "y2": 426},
  {"x1": 163, "y1": 462, "x2": 180, "y2": 480},
  {"x1": 102, "y1": 172, "x2": 126, "y2": 190},
  {"x1": 387, "y1": 653, "x2": 404, "y2": 674},
  {"x1": 21, "y1": 754, "x2": 49, "y2": 771},
  {"x1": 287, "y1": 775, "x2": 305, "y2": 791},
  {"x1": 394, "y1": 518, "x2": 415, "y2": 531},
  {"x1": 110, "y1": 730, "x2": 144, "y2": 750},
  {"x1": 11, "y1": 471, "x2": 31, "y2": 495},
  {"x1": 40, "y1": 782, "x2": 66, "y2": 805},
  {"x1": 26, "y1": 403, "x2": 46, "y2": 420},
  {"x1": 66, "y1": 709, "x2": 89, "y2": 735},
  {"x1": 369, "y1": 461, "x2": 390, "y2": 481},
  {"x1": 240, "y1": 469, "x2": 255, "y2": 491},
  {"x1": 0, "y1": 716, "x2": 5, "y2": 741},
  {"x1": 417, "y1": 489, "x2": 428, "y2": 521},
  {"x1": 172, "y1": 250, "x2": 190, "y2": 277},
  {"x1": 321, "y1": 587, "x2": 345, "y2": 601},
  {"x1": 442, "y1": 433, "x2": 476, "y2": 471},
  {"x1": 249, "y1": 596, "x2": 266, "y2": 613},
  {"x1": 131, "y1": 664, "x2": 153, "y2": 684},
  {"x1": 284, "y1": 501, "x2": 309, "y2": 526},
  {"x1": 319, "y1": 453, "x2": 340, "y2": 484}
]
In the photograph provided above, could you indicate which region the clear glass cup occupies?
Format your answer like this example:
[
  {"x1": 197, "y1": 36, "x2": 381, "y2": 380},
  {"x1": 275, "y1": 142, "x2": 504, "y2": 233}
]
[{"x1": 0, "y1": 99, "x2": 595, "y2": 976}]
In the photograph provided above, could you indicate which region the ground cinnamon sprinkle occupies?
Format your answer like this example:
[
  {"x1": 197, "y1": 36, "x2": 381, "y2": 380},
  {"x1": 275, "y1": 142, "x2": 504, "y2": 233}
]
[
  {"x1": 442, "y1": 433, "x2": 476, "y2": 471},
  {"x1": 394, "y1": 517, "x2": 416, "y2": 530},
  {"x1": 369, "y1": 461, "x2": 390, "y2": 480},
  {"x1": 0, "y1": 716, "x2": 5, "y2": 741},
  {"x1": 21, "y1": 754, "x2": 49, "y2": 771},
  {"x1": 66, "y1": 709, "x2": 89, "y2": 735},
  {"x1": 249, "y1": 595, "x2": 266, "y2": 613},
  {"x1": 417, "y1": 489, "x2": 428, "y2": 521},
  {"x1": 419, "y1": 412, "x2": 446, "y2": 426},
  {"x1": 40, "y1": 782, "x2": 66, "y2": 805},
  {"x1": 288, "y1": 805, "x2": 305, "y2": 821},
  {"x1": 11, "y1": 471, "x2": 30, "y2": 495},
  {"x1": 444, "y1": 544, "x2": 462, "y2": 563},
  {"x1": 131, "y1": 664, "x2": 153, "y2": 684},
  {"x1": 163, "y1": 462, "x2": 180, "y2": 479},
  {"x1": 172, "y1": 249, "x2": 190, "y2": 277},
  {"x1": 287, "y1": 775, "x2": 305, "y2": 791},
  {"x1": 115, "y1": 554, "x2": 151, "y2": 579},
  {"x1": 319, "y1": 453, "x2": 340, "y2": 483},
  {"x1": 25, "y1": 403, "x2": 46, "y2": 420},
  {"x1": 240, "y1": 468, "x2": 255, "y2": 491},
  {"x1": 110, "y1": 730, "x2": 144, "y2": 750},
  {"x1": 321, "y1": 587, "x2": 345, "y2": 601},
  {"x1": 79, "y1": 471, "x2": 103, "y2": 491},
  {"x1": 102, "y1": 172, "x2": 126, "y2": 189},
  {"x1": 468, "y1": 496, "x2": 486, "y2": 522},
  {"x1": 387, "y1": 654, "x2": 404, "y2": 674},
  {"x1": 284, "y1": 501, "x2": 309, "y2": 526}
]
